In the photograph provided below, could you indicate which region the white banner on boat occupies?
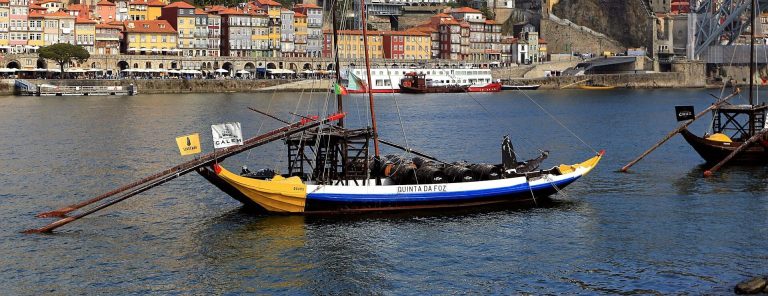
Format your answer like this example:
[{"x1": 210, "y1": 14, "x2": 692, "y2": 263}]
[{"x1": 211, "y1": 122, "x2": 243, "y2": 149}]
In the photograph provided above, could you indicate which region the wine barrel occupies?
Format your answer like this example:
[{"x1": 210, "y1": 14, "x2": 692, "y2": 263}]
[
  {"x1": 468, "y1": 163, "x2": 502, "y2": 180},
  {"x1": 443, "y1": 165, "x2": 474, "y2": 182},
  {"x1": 415, "y1": 165, "x2": 446, "y2": 184}
]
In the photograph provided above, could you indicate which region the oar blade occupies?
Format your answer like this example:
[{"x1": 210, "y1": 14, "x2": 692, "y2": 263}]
[
  {"x1": 35, "y1": 208, "x2": 73, "y2": 218},
  {"x1": 22, "y1": 217, "x2": 76, "y2": 234}
]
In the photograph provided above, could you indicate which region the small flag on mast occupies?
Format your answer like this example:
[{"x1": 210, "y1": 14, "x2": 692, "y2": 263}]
[
  {"x1": 334, "y1": 82, "x2": 349, "y2": 95},
  {"x1": 211, "y1": 122, "x2": 244, "y2": 149},
  {"x1": 175, "y1": 133, "x2": 201, "y2": 155}
]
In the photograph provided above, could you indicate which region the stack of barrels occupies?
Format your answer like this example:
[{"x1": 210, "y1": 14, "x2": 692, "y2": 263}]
[{"x1": 373, "y1": 155, "x2": 503, "y2": 185}]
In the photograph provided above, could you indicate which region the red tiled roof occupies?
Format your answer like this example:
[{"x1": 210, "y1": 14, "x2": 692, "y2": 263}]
[
  {"x1": 452, "y1": 7, "x2": 481, "y2": 13},
  {"x1": 294, "y1": 12, "x2": 305, "y2": 17},
  {"x1": 484, "y1": 20, "x2": 496, "y2": 24},
  {"x1": 219, "y1": 8, "x2": 245, "y2": 15},
  {"x1": 28, "y1": 4, "x2": 45, "y2": 10},
  {"x1": 124, "y1": 20, "x2": 176, "y2": 33},
  {"x1": 67, "y1": 4, "x2": 88, "y2": 10},
  {"x1": 434, "y1": 13, "x2": 451, "y2": 17},
  {"x1": 380, "y1": 30, "x2": 428, "y2": 36},
  {"x1": 439, "y1": 19, "x2": 459, "y2": 25},
  {"x1": 147, "y1": 0, "x2": 164, "y2": 6},
  {"x1": 538, "y1": 38, "x2": 547, "y2": 44},
  {"x1": 28, "y1": 11, "x2": 45, "y2": 17},
  {"x1": 164, "y1": 1, "x2": 194, "y2": 8},
  {"x1": 412, "y1": 25, "x2": 437, "y2": 33},
  {"x1": 204, "y1": 5, "x2": 226, "y2": 13},
  {"x1": 253, "y1": 0, "x2": 281, "y2": 7},
  {"x1": 0, "y1": 0, "x2": 10, "y2": 3},
  {"x1": 294, "y1": 3, "x2": 320, "y2": 9},
  {"x1": 96, "y1": 0, "x2": 115, "y2": 6}
]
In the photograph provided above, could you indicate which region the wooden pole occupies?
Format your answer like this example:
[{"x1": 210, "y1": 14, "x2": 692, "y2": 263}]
[
  {"x1": 619, "y1": 89, "x2": 740, "y2": 172},
  {"x1": 30, "y1": 112, "x2": 346, "y2": 222},
  {"x1": 332, "y1": 0, "x2": 344, "y2": 128},
  {"x1": 248, "y1": 107, "x2": 290, "y2": 124},
  {"x1": 378, "y1": 139, "x2": 448, "y2": 164},
  {"x1": 360, "y1": 0, "x2": 379, "y2": 159},
  {"x1": 703, "y1": 128, "x2": 768, "y2": 177}
]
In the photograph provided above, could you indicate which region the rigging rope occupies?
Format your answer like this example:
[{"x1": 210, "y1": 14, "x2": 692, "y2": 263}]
[
  {"x1": 515, "y1": 88, "x2": 599, "y2": 155},
  {"x1": 446, "y1": 71, "x2": 540, "y2": 157}
]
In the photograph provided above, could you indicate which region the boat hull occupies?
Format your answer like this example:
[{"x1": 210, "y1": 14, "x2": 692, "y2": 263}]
[
  {"x1": 501, "y1": 84, "x2": 540, "y2": 90},
  {"x1": 468, "y1": 82, "x2": 502, "y2": 92},
  {"x1": 681, "y1": 129, "x2": 768, "y2": 164},
  {"x1": 205, "y1": 153, "x2": 603, "y2": 214},
  {"x1": 345, "y1": 83, "x2": 503, "y2": 94},
  {"x1": 302, "y1": 176, "x2": 576, "y2": 213},
  {"x1": 399, "y1": 85, "x2": 468, "y2": 94},
  {"x1": 579, "y1": 85, "x2": 615, "y2": 90}
]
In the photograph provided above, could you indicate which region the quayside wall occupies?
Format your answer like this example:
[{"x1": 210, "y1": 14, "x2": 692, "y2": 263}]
[
  {"x1": 0, "y1": 71, "x2": 706, "y2": 96},
  {"x1": 11, "y1": 79, "x2": 292, "y2": 95},
  {"x1": 510, "y1": 72, "x2": 705, "y2": 89}
]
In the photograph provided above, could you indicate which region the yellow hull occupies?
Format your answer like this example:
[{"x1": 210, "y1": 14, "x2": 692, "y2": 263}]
[
  {"x1": 579, "y1": 85, "x2": 615, "y2": 90},
  {"x1": 213, "y1": 164, "x2": 307, "y2": 213}
]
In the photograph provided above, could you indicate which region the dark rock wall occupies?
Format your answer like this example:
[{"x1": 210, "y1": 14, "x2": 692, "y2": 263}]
[{"x1": 551, "y1": 0, "x2": 652, "y2": 49}]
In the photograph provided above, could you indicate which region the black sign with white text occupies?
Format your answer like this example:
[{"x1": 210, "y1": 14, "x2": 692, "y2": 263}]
[{"x1": 675, "y1": 106, "x2": 695, "y2": 121}]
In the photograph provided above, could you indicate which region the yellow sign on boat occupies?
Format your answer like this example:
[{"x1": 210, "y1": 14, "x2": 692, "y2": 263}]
[{"x1": 175, "y1": 133, "x2": 201, "y2": 156}]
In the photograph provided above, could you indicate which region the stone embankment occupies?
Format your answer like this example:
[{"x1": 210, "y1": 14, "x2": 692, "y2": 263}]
[
  {"x1": 506, "y1": 72, "x2": 705, "y2": 89},
  {"x1": 12, "y1": 78, "x2": 305, "y2": 95}
]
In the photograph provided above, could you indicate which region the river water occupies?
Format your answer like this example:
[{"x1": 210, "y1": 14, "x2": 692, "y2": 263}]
[{"x1": 1, "y1": 89, "x2": 767, "y2": 294}]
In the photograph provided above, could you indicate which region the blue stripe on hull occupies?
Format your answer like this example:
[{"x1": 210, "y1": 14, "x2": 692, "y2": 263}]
[{"x1": 306, "y1": 176, "x2": 580, "y2": 203}]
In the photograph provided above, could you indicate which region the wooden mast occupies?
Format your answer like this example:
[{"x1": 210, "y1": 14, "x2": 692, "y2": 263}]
[
  {"x1": 750, "y1": 0, "x2": 756, "y2": 107},
  {"x1": 360, "y1": 0, "x2": 380, "y2": 158},
  {"x1": 332, "y1": 0, "x2": 344, "y2": 127}
]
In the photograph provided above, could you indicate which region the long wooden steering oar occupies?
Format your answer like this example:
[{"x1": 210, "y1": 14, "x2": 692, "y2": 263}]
[
  {"x1": 24, "y1": 112, "x2": 346, "y2": 233},
  {"x1": 703, "y1": 128, "x2": 768, "y2": 177},
  {"x1": 620, "y1": 89, "x2": 740, "y2": 172}
]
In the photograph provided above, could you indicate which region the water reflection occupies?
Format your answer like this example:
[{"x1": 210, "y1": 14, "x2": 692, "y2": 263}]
[{"x1": 674, "y1": 164, "x2": 768, "y2": 196}]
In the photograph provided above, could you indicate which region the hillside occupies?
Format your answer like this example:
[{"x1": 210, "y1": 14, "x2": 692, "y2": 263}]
[{"x1": 550, "y1": 0, "x2": 652, "y2": 49}]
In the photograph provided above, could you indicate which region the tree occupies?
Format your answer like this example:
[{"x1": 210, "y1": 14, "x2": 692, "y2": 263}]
[
  {"x1": 39, "y1": 43, "x2": 90, "y2": 78},
  {"x1": 480, "y1": 6, "x2": 495, "y2": 20}
]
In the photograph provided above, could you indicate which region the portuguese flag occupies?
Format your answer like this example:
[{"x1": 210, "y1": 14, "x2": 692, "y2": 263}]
[{"x1": 334, "y1": 82, "x2": 349, "y2": 95}]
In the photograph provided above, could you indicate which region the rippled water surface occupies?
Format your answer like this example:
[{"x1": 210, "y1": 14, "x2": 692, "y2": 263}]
[{"x1": 2, "y1": 89, "x2": 767, "y2": 294}]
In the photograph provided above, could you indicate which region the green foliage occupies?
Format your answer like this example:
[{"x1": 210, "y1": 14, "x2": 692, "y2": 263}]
[
  {"x1": 480, "y1": 6, "x2": 495, "y2": 20},
  {"x1": 39, "y1": 43, "x2": 90, "y2": 77}
]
